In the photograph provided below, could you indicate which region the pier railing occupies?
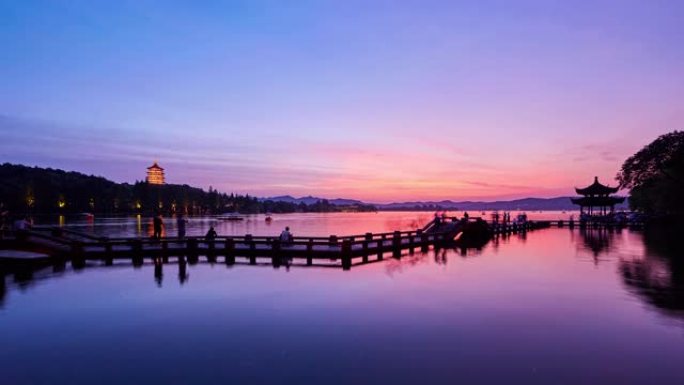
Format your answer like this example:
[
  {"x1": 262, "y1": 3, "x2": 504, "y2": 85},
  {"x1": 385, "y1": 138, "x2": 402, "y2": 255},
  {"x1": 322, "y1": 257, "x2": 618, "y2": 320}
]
[{"x1": 6, "y1": 217, "x2": 555, "y2": 270}]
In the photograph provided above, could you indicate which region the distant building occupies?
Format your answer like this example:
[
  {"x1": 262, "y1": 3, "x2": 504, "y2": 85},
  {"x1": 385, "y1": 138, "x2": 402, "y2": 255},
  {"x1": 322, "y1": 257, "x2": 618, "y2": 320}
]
[
  {"x1": 146, "y1": 162, "x2": 165, "y2": 185},
  {"x1": 571, "y1": 176, "x2": 624, "y2": 216}
]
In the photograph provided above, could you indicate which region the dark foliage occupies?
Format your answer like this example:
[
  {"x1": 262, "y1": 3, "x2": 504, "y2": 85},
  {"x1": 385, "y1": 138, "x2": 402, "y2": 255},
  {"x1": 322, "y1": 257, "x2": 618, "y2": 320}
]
[
  {"x1": 616, "y1": 131, "x2": 684, "y2": 215},
  {"x1": 0, "y1": 163, "x2": 376, "y2": 215}
]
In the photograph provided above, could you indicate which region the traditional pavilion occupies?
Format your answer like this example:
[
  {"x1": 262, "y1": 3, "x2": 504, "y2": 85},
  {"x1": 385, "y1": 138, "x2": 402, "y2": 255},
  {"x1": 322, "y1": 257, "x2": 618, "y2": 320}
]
[
  {"x1": 146, "y1": 162, "x2": 165, "y2": 185},
  {"x1": 571, "y1": 176, "x2": 624, "y2": 216}
]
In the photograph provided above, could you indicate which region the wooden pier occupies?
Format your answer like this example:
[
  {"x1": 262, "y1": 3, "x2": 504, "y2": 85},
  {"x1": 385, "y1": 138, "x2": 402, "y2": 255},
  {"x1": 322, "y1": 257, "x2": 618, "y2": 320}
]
[{"x1": 1, "y1": 217, "x2": 551, "y2": 270}]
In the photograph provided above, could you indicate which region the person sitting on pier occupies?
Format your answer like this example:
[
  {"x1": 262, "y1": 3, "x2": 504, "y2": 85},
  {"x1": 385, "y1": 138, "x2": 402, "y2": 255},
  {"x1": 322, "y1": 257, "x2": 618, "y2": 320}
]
[
  {"x1": 13, "y1": 216, "x2": 31, "y2": 241},
  {"x1": 433, "y1": 212, "x2": 441, "y2": 228},
  {"x1": 280, "y1": 226, "x2": 293, "y2": 245},
  {"x1": 205, "y1": 226, "x2": 217, "y2": 241}
]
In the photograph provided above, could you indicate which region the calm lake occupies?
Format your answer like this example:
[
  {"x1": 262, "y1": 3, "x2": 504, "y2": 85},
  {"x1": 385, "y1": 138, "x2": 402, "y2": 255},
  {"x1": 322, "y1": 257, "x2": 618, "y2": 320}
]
[{"x1": 2, "y1": 212, "x2": 683, "y2": 384}]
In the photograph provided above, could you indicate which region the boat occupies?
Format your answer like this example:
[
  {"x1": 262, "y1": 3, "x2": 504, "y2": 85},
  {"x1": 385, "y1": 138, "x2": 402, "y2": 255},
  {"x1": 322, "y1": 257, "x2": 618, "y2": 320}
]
[
  {"x1": 217, "y1": 213, "x2": 244, "y2": 221},
  {"x1": 265, "y1": 214, "x2": 273, "y2": 222}
]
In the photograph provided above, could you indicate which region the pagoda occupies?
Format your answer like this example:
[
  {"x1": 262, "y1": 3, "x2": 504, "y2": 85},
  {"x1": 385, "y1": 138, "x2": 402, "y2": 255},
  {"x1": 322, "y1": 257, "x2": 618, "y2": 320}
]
[
  {"x1": 571, "y1": 176, "x2": 624, "y2": 216},
  {"x1": 146, "y1": 162, "x2": 165, "y2": 185}
]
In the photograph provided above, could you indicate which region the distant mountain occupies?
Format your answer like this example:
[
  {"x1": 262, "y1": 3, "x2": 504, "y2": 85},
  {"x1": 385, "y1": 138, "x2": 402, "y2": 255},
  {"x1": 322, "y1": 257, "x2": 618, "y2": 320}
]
[
  {"x1": 376, "y1": 197, "x2": 628, "y2": 211},
  {"x1": 259, "y1": 195, "x2": 365, "y2": 206},
  {"x1": 258, "y1": 195, "x2": 628, "y2": 211}
]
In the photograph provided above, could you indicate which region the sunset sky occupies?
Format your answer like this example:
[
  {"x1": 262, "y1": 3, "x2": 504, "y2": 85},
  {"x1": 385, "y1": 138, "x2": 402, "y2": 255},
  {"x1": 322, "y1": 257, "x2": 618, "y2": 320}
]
[{"x1": 1, "y1": 1, "x2": 682, "y2": 203}]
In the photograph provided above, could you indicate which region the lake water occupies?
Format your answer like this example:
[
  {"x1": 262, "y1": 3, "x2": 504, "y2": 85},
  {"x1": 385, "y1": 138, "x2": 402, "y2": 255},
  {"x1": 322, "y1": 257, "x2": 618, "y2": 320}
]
[
  {"x1": 32, "y1": 210, "x2": 579, "y2": 238},
  {"x1": 2, "y1": 212, "x2": 683, "y2": 384}
]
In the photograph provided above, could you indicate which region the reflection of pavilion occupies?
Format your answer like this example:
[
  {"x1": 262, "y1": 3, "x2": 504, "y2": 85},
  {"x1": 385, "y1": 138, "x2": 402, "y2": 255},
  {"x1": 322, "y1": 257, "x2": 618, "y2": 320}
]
[
  {"x1": 578, "y1": 228, "x2": 615, "y2": 259},
  {"x1": 571, "y1": 177, "x2": 625, "y2": 216}
]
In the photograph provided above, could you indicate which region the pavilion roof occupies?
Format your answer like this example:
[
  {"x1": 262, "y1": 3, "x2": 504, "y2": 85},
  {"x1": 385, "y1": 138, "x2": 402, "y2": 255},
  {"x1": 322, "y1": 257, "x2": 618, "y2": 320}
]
[
  {"x1": 147, "y1": 162, "x2": 164, "y2": 170},
  {"x1": 570, "y1": 196, "x2": 625, "y2": 207},
  {"x1": 575, "y1": 176, "x2": 619, "y2": 196}
]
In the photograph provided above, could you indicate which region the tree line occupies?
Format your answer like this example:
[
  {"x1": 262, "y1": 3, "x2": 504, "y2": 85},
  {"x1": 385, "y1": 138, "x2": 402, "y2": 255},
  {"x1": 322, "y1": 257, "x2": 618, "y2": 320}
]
[{"x1": 0, "y1": 163, "x2": 376, "y2": 215}]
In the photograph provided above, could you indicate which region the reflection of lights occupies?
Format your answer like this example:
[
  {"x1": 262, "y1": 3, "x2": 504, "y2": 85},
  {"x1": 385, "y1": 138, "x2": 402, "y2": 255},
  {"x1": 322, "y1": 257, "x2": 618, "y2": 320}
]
[
  {"x1": 136, "y1": 214, "x2": 142, "y2": 234},
  {"x1": 158, "y1": 201, "x2": 163, "y2": 209},
  {"x1": 58, "y1": 215, "x2": 65, "y2": 227}
]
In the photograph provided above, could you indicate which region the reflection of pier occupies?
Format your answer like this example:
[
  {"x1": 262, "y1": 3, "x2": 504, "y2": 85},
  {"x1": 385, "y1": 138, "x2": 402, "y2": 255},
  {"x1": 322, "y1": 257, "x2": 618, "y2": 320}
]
[{"x1": 0, "y1": 241, "x2": 486, "y2": 303}]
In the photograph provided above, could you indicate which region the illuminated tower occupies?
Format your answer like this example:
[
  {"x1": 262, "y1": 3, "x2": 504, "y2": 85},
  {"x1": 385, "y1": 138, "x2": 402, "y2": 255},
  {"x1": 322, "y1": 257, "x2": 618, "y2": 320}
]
[{"x1": 146, "y1": 162, "x2": 165, "y2": 185}]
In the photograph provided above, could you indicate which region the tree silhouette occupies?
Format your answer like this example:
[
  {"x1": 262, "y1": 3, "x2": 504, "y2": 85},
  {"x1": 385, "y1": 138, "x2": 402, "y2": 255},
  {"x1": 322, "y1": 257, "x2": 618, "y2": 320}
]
[{"x1": 617, "y1": 131, "x2": 684, "y2": 214}]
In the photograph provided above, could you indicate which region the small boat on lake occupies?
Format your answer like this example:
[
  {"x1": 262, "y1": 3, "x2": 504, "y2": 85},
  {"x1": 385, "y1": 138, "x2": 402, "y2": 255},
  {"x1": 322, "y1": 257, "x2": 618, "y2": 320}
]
[{"x1": 217, "y1": 213, "x2": 244, "y2": 221}]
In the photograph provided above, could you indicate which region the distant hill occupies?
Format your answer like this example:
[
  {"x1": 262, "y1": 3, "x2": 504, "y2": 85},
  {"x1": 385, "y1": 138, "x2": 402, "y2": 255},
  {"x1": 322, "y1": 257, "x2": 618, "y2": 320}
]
[
  {"x1": 258, "y1": 195, "x2": 628, "y2": 211},
  {"x1": 260, "y1": 195, "x2": 365, "y2": 206},
  {"x1": 375, "y1": 197, "x2": 628, "y2": 211}
]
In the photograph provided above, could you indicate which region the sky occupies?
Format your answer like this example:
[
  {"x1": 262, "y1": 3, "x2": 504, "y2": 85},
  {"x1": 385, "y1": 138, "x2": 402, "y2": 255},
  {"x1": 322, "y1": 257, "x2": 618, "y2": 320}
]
[{"x1": 1, "y1": 0, "x2": 682, "y2": 203}]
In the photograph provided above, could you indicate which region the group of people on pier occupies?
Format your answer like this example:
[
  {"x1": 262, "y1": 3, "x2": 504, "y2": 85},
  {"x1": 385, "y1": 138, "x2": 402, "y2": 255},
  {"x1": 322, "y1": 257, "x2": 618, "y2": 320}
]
[
  {"x1": 150, "y1": 214, "x2": 293, "y2": 244},
  {"x1": 151, "y1": 214, "x2": 219, "y2": 241}
]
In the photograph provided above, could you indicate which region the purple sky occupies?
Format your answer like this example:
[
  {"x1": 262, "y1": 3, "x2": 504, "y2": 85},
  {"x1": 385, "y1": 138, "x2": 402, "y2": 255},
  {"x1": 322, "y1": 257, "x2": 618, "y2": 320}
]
[{"x1": 1, "y1": 1, "x2": 682, "y2": 202}]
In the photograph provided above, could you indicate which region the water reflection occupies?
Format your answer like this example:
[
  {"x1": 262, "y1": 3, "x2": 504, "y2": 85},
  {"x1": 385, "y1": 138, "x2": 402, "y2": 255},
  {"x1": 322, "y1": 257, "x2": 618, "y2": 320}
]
[
  {"x1": 178, "y1": 256, "x2": 188, "y2": 285},
  {"x1": 0, "y1": 273, "x2": 6, "y2": 307},
  {"x1": 620, "y1": 226, "x2": 684, "y2": 321},
  {"x1": 579, "y1": 228, "x2": 615, "y2": 258},
  {"x1": 154, "y1": 258, "x2": 163, "y2": 287},
  {"x1": 0, "y1": 240, "x2": 495, "y2": 305}
]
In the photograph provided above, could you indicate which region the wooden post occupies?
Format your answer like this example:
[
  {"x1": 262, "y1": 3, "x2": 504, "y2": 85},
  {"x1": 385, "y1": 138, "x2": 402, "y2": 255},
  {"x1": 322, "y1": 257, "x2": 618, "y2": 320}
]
[
  {"x1": 392, "y1": 231, "x2": 401, "y2": 258},
  {"x1": 420, "y1": 230, "x2": 428, "y2": 252},
  {"x1": 224, "y1": 238, "x2": 235, "y2": 264},
  {"x1": 362, "y1": 232, "x2": 371, "y2": 261},
  {"x1": 409, "y1": 235, "x2": 415, "y2": 254},
  {"x1": 329, "y1": 235, "x2": 338, "y2": 246},
  {"x1": 132, "y1": 239, "x2": 143, "y2": 255},
  {"x1": 376, "y1": 239, "x2": 383, "y2": 260},
  {"x1": 271, "y1": 238, "x2": 281, "y2": 267},
  {"x1": 341, "y1": 240, "x2": 352, "y2": 270},
  {"x1": 225, "y1": 238, "x2": 235, "y2": 254},
  {"x1": 186, "y1": 238, "x2": 197, "y2": 254}
]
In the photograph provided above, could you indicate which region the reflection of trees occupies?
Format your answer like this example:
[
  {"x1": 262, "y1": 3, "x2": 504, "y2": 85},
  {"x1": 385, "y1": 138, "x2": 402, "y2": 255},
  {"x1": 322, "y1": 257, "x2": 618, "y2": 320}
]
[
  {"x1": 0, "y1": 273, "x2": 6, "y2": 308},
  {"x1": 619, "y1": 226, "x2": 684, "y2": 321}
]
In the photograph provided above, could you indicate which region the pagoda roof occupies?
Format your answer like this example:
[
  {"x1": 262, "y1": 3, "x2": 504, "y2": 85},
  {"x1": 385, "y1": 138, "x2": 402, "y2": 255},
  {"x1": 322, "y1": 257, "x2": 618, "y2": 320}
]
[
  {"x1": 570, "y1": 196, "x2": 625, "y2": 207},
  {"x1": 147, "y1": 162, "x2": 164, "y2": 170},
  {"x1": 575, "y1": 177, "x2": 619, "y2": 196}
]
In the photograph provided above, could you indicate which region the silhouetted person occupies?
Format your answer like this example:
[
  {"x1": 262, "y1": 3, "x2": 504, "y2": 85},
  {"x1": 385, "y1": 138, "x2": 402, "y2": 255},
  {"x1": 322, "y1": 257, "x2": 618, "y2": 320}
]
[
  {"x1": 433, "y1": 213, "x2": 441, "y2": 228},
  {"x1": 177, "y1": 215, "x2": 187, "y2": 239},
  {"x1": 13, "y1": 216, "x2": 31, "y2": 241},
  {"x1": 280, "y1": 226, "x2": 292, "y2": 245},
  {"x1": 153, "y1": 215, "x2": 163, "y2": 239},
  {"x1": 205, "y1": 226, "x2": 217, "y2": 241},
  {"x1": 463, "y1": 212, "x2": 469, "y2": 221}
]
